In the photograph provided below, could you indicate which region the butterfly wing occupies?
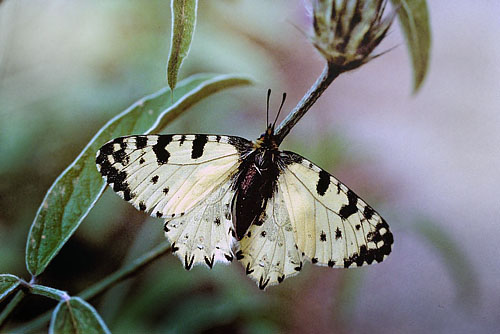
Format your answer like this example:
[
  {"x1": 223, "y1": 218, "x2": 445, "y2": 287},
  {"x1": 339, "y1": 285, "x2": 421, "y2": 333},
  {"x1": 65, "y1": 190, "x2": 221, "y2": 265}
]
[
  {"x1": 279, "y1": 151, "x2": 393, "y2": 268},
  {"x1": 237, "y1": 150, "x2": 393, "y2": 289},
  {"x1": 96, "y1": 134, "x2": 252, "y2": 268},
  {"x1": 236, "y1": 189, "x2": 303, "y2": 289}
]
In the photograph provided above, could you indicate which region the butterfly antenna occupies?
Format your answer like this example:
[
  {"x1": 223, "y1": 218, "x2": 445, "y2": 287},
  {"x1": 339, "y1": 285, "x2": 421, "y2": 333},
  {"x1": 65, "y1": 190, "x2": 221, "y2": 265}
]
[
  {"x1": 266, "y1": 88, "x2": 271, "y2": 127},
  {"x1": 272, "y1": 92, "x2": 287, "y2": 131}
]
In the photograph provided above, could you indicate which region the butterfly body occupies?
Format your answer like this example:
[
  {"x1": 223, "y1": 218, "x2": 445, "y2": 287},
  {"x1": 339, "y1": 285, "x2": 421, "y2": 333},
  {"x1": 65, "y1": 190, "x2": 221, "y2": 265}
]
[
  {"x1": 232, "y1": 127, "x2": 282, "y2": 240},
  {"x1": 96, "y1": 126, "x2": 393, "y2": 289}
]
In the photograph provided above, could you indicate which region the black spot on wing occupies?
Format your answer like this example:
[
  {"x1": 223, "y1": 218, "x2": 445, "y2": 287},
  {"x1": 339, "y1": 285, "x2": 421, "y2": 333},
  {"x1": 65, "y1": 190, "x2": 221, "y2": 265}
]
[
  {"x1": 112, "y1": 138, "x2": 128, "y2": 165},
  {"x1": 123, "y1": 189, "x2": 134, "y2": 201},
  {"x1": 316, "y1": 170, "x2": 330, "y2": 196},
  {"x1": 153, "y1": 135, "x2": 173, "y2": 164},
  {"x1": 171, "y1": 242, "x2": 179, "y2": 253},
  {"x1": 235, "y1": 250, "x2": 244, "y2": 260},
  {"x1": 97, "y1": 143, "x2": 136, "y2": 202},
  {"x1": 136, "y1": 136, "x2": 147, "y2": 149},
  {"x1": 335, "y1": 227, "x2": 342, "y2": 240},
  {"x1": 139, "y1": 158, "x2": 145, "y2": 164},
  {"x1": 328, "y1": 260, "x2": 336, "y2": 267},
  {"x1": 245, "y1": 263, "x2": 254, "y2": 275},
  {"x1": 294, "y1": 262, "x2": 303, "y2": 272},
  {"x1": 179, "y1": 135, "x2": 186, "y2": 146},
  {"x1": 320, "y1": 231, "x2": 327, "y2": 242},
  {"x1": 339, "y1": 189, "x2": 358, "y2": 220},
  {"x1": 97, "y1": 141, "x2": 114, "y2": 157},
  {"x1": 348, "y1": 219, "x2": 393, "y2": 266},
  {"x1": 163, "y1": 187, "x2": 169, "y2": 195},
  {"x1": 191, "y1": 134, "x2": 208, "y2": 159},
  {"x1": 204, "y1": 255, "x2": 214, "y2": 269},
  {"x1": 259, "y1": 276, "x2": 270, "y2": 290},
  {"x1": 363, "y1": 206, "x2": 375, "y2": 220},
  {"x1": 139, "y1": 201, "x2": 146, "y2": 211},
  {"x1": 151, "y1": 175, "x2": 159, "y2": 184},
  {"x1": 184, "y1": 254, "x2": 195, "y2": 270}
]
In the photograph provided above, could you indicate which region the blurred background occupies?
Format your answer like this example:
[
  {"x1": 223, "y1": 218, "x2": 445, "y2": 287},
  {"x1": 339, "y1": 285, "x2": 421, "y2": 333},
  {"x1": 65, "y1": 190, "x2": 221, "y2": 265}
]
[{"x1": 0, "y1": 0, "x2": 499, "y2": 333}]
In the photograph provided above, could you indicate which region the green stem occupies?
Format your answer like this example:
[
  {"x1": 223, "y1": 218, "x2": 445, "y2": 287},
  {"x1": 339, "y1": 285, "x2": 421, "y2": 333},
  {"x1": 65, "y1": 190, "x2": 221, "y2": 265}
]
[
  {"x1": 0, "y1": 290, "x2": 25, "y2": 330},
  {"x1": 274, "y1": 63, "x2": 340, "y2": 145},
  {"x1": 11, "y1": 242, "x2": 172, "y2": 334},
  {"x1": 79, "y1": 242, "x2": 171, "y2": 299}
]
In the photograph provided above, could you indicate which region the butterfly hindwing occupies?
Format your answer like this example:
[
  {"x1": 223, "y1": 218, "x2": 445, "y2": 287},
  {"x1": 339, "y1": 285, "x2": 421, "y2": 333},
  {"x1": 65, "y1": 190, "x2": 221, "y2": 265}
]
[
  {"x1": 165, "y1": 178, "x2": 238, "y2": 269},
  {"x1": 237, "y1": 189, "x2": 303, "y2": 289},
  {"x1": 279, "y1": 151, "x2": 393, "y2": 268}
]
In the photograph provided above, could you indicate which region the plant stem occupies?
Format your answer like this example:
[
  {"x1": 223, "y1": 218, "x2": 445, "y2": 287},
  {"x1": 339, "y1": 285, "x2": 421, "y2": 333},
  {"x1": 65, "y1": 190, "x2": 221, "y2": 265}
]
[
  {"x1": 0, "y1": 290, "x2": 25, "y2": 331},
  {"x1": 11, "y1": 242, "x2": 172, "y2": 334},
  {"x1": 274, "y1": 63, "x2": 340, "y2": 145},
  {"x1": 79, "y1": 242, "x2": 171, "y2": 300}
]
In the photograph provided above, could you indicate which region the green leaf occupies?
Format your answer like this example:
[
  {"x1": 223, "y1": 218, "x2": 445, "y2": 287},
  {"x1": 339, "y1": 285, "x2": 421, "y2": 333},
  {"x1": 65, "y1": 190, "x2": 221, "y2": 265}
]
[
  {"x1": 49, "y1": 297, "x2": 110, "y2": 334},
  {"x1": 0, "y1": 274, "x2": 20, "y2": 303},
  {"x1": 413, "y1": 218, "x2": 479, "y2": 305},
  {"x1": 391, "y1": 0, "x2": 431, "y2": 92},
  {"x1": 26, "y1": 73, "x2": 252, "y2": 277},
  {"x1": 30, "y1": 284, "x2": 68, "y2": 301},
  {"x1": 167, "y1": 0, "x2": 199, "y2": 91}
]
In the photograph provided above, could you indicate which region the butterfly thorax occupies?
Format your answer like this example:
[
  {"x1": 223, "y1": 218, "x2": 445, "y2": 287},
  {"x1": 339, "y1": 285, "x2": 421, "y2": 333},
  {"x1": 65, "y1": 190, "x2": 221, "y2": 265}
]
[{"x1": 231, "y1": 127, "x2": 282, "y2": 240}]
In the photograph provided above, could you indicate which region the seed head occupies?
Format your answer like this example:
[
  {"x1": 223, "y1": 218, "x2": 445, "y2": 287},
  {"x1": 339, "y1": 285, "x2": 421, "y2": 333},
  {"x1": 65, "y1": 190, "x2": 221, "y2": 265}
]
[{"x1": 312, "y1": 0, "x2": 396, "y2": 72}]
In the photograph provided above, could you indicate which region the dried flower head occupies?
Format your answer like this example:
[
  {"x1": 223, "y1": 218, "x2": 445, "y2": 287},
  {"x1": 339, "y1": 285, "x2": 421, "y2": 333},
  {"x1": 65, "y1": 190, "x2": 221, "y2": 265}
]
[{"x1": 312, "y1": 0, "x2": 396, "y2": 72}]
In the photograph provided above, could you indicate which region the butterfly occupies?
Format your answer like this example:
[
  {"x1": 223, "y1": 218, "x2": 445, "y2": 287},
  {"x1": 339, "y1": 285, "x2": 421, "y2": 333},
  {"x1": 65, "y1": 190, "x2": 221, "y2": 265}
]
[{"x1": 95, "y1": 91, "x2": 393, "y2": 290}]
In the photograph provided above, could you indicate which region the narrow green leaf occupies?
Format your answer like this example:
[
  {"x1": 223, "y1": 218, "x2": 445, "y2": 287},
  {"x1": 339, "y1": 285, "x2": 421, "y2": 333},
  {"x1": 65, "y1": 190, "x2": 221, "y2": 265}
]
[
  {"x1": 391, "y1": 0, "x2": 431, "y2": 92},
  {"x1": 413, "y1": 218, "x2": 479, "y2": 305},
  {"x1": 0, "y1": 274, "x2": 20, "y2": 303},
  {"x1": 167, "y1": 0, "x2": 199, "y2": 91},
  {"x1": 26, "y1": 73, "x2": 252, "y2": 277},
  {"x1": 49, "y1": 297, "x2": 110, "y2": 334}
]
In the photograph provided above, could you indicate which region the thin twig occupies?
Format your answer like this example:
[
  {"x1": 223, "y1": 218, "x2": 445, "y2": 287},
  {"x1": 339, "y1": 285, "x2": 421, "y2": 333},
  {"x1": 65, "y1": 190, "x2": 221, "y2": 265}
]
[
  {"x1": 0, "y1": 290, "x2": 25, "y2": 331},
  {"x1": 274, "y1": 63, "x2": 340, "y2": 145},
  {"x1": 10, "y1": 242, "x2": 172, "y2": 334},
  {"x1": 79, "y1": 242, "x2": 171, "y2": 300}
]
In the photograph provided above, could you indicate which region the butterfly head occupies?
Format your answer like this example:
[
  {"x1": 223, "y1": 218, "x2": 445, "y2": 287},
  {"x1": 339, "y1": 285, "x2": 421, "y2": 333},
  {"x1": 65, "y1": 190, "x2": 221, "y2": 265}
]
[
  {"x1": 255, "y1": 89, "x2": 286, "y2": 150},
  {"x1": 255, "y1": 125, "x2": 278, "y2": 151}
]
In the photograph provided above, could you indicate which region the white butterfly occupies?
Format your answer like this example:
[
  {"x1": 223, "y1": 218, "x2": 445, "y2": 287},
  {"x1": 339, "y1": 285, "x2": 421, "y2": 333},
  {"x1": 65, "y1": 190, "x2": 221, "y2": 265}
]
[{"x1": 96, "y1": 99, "x2": 393, "y2": 290}]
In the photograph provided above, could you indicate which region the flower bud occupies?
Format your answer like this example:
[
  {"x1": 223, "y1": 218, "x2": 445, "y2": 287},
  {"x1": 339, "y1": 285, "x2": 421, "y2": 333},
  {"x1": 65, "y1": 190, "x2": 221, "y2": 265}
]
[{"x1": 312, "y1": 0, "x2": 396, "y2": 72}]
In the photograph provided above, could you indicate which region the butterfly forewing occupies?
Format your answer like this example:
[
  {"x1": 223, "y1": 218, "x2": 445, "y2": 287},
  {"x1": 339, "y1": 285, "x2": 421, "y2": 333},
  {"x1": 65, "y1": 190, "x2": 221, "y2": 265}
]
[
  {"x1": 279, "y1": 151, "x2": 393, "y2": 268},
  {"x1": 96, "y1": 134, "x2": 251, "y2": 218}
]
